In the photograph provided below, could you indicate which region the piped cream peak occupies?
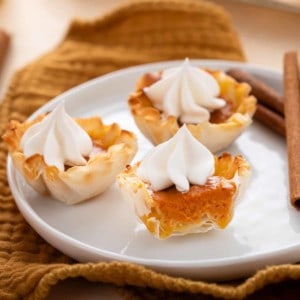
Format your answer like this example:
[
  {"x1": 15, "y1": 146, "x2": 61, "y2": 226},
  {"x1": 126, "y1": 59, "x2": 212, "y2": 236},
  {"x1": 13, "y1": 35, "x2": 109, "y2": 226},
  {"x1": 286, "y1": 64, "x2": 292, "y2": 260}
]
[
  {"x1": 137, "y1": 125, "x2": 215, "y2": 192},
  {"x1": 144, "y1": 58, "x2": 225, "y2": 124},
  {"x1": 20, "y1": 102, "x2": 93, "y2": 171}
]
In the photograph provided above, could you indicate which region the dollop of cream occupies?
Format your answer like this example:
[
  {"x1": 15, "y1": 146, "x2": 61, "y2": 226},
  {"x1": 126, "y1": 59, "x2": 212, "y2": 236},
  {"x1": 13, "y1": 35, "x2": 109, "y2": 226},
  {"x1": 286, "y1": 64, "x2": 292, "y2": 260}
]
[
  {"x1": 137, "y1": 125, "x2": 215, "y2": 192},
  {"x1": 20, "y1": 102, "x2": 93, "y2": 171},
  {"x1": 144, "y1": 58, "x2": 226, "y2": 123}
]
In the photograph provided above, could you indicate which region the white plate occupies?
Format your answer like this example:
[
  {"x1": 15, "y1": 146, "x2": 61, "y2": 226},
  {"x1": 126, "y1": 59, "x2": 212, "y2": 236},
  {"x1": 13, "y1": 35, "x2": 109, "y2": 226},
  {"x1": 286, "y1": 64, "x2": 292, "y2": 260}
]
[{"x1": 7, "y1": 60, "x2": 299, "y2": 281}]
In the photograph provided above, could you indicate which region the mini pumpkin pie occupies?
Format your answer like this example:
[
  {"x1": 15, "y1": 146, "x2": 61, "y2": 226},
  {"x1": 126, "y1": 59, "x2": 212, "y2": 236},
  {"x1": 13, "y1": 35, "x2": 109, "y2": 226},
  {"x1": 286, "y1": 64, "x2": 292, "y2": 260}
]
[
  {"x1": 3, "y1": 102, "x2": 137, "y2": 205},
  {"x1": 128, "y1": 58, "x2": 257, "y2": 153},
  {"x1": 117, "y1": 125, "x2": 250, "y2": 239}
]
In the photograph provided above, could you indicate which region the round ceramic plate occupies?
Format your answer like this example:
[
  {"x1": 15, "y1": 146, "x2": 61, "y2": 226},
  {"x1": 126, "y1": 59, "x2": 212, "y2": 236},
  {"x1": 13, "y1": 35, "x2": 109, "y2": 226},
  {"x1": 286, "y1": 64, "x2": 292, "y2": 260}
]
[{"x1": 7, "y1": 60, "x2": 299, "y2": 281}]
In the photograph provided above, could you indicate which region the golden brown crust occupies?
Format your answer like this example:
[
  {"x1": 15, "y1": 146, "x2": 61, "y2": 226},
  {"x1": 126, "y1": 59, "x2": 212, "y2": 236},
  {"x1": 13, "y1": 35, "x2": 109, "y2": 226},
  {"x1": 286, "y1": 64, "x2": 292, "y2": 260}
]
[
  {"x1": 128, "y1": 69, "x2": 257, "y2": 152},
  {"x1": 214, "y1": 153, "x2": 250, "y2": 178},
  {"x1": 117, "y1": 153, "x2": 250, "y2": 239},
  {"x1": 3, "y1": 115, "x2": 137, "y2": 204}
]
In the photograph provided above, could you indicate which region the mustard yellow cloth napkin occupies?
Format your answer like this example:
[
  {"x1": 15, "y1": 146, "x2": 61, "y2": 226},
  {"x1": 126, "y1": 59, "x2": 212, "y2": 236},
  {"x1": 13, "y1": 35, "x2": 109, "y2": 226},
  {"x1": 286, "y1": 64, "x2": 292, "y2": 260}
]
[{"x1": 1, "y1": 0, "x2": 299, "y2": 299}]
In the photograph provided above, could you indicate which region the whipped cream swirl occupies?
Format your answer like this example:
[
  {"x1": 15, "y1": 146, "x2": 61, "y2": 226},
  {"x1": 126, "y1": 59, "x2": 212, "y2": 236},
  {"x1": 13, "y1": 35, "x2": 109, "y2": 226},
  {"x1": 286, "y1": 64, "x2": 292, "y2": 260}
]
[
  {"x1": 137, "y1": 125, "x2": 215, "y2": 192},
  {"x1": 144, "y1": 58, "x2": 226, "y2": 123},
  {"x1": 20, "y1": 102, "x2": 93, "y2": 171}
]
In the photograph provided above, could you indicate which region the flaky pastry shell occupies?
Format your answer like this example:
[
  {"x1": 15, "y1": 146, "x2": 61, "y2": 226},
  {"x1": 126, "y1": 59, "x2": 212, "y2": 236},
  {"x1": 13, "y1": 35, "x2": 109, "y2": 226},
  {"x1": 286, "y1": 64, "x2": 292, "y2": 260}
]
[
  {"x1": 128, "y1": 70, "x2": 257, "y2": 153},
  {"x1": 3, "y1": 115, "x2": 137, "y2": 204},
  {"x1": 117, "y1": 153, "x2": 250, "y2": 239}
]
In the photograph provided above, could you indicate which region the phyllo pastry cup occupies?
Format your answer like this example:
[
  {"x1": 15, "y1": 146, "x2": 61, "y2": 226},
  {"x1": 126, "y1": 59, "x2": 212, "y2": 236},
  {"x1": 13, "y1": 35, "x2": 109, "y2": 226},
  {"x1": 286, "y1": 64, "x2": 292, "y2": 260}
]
[
  {"x1": 117, "y1": 153, "x2": 250, "y2": 239},
  {"x1": 3, "y1": 115, "x2": 137, "y2": 204},
  {"x1": 129, "y1": 69, "x2": 256, "y2": 153}
]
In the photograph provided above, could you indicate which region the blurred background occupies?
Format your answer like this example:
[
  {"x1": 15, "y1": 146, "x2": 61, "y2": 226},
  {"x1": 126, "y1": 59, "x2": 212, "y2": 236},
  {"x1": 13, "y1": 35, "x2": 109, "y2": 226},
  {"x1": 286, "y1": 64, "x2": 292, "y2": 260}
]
[
  {"x1": 0, "y1": 0, "x2": 299, "y2": 95},
  {"x1": 237, "y1": 0, "x2": 300, "y2": 13}
]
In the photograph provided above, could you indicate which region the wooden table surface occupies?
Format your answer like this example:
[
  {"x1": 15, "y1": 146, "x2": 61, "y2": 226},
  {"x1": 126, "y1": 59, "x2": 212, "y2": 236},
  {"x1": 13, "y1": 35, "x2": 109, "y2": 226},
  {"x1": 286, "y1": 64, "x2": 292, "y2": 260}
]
[{"x1": 0, "y1": 0, "x2": 299, "y2": 299}]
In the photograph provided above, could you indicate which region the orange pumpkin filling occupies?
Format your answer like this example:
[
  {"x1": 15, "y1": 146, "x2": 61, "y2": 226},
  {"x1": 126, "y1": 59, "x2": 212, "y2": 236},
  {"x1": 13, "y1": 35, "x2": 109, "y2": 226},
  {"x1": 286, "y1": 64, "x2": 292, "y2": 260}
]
[{"x1": 141, "y1": 177, "x2": 237, "y2": 239}]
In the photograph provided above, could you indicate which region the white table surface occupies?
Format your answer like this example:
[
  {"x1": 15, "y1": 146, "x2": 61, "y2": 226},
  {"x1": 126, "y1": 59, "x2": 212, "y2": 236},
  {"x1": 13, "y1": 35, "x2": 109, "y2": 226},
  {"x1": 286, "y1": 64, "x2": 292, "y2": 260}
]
[{"x1": 0, "y1": 0, "x2": 299, "y2": 299}]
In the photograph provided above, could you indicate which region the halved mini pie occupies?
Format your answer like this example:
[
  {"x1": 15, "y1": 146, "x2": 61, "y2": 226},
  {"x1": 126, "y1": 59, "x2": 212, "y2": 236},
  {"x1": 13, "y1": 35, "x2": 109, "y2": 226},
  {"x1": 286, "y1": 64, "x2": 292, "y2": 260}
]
[
  {"x1": 117, "y1": 125, "x2": 250, "y2": 239},
  {"x1": 3, "y1": 103, "x2": 137, "y2": 204},
  {"x1": 118, "y1": 154, "x2": 250, "y2": 239},
  {"x1": 129, "y1": 59, "x2": 257, "y2": 153}
]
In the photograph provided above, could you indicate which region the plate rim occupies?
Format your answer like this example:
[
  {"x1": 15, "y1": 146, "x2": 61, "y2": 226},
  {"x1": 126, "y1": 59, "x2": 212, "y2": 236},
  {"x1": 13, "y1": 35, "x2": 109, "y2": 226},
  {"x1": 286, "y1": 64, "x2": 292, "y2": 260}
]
[{"x1": 27, "y1": 59, "x2": 281, "y2": 120}]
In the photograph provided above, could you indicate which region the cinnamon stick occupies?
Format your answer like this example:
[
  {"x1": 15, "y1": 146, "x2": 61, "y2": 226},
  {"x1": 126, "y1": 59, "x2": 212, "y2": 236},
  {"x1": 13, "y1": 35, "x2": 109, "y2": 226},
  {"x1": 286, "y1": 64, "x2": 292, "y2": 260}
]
[
  {"x1": 226, "y1": 68, "x2": 286, "y2": 135},
  {"x1": 227, "y1": 68, "x2": 284, "y2": 115},
  {"x1": 0, "y1": 29, "x2": 10, "y2": 73},
  {"x1": 255, "y1": 104, "x2": 285, "y2": 136},
  {"x1": 283, "y1": 51, "x2": 300, "y2": 209}
]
